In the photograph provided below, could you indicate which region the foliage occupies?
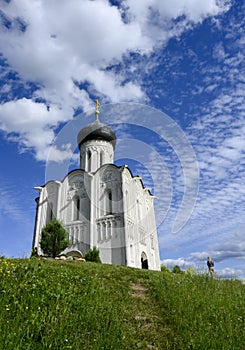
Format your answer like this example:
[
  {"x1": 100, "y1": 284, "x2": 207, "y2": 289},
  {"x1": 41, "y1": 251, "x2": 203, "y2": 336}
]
[
  {"x1": 84, "y1": 246, "x2": 101, "y2": 263},
  {"x1": 30, "y1": 247, "x2": 39, "y2": 258},
  {"x1": 40, "y1": 219, "x2": 70, "y2": 258},
  {"x1": 172, "y1": 265, "x2": 183, "y2": 274},
  {"x1": 161, "y1": 264, "x2": 171, "y2": 273},
  {"x1": 0, "y1": 258, "x2": 244, "y2": 350},
  {"x1": 185, "y1": 266, "x2": 196, "y2": 276}
]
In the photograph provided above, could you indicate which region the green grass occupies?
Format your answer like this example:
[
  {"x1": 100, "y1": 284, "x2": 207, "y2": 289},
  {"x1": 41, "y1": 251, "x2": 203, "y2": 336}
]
[{"x1": 0, "y1": 258, "x2": 244, "y2": 349}]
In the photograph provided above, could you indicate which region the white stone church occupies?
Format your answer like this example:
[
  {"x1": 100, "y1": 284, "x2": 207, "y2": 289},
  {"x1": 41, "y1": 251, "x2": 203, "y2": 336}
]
[{"x1": 33, "y1": 104, "x2": 160, "y2": 270}]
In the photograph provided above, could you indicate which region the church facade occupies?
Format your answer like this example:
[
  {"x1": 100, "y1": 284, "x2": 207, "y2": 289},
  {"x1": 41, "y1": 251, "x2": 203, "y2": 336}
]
[{"x1": 33, "y1": 106, "x2": 160, "y2": 270}]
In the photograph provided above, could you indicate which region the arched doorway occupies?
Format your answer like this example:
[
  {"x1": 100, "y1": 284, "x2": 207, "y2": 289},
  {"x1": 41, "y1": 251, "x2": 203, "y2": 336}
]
[{"x1": 141, "y1": 252, "x2": 148, "y2": 269}]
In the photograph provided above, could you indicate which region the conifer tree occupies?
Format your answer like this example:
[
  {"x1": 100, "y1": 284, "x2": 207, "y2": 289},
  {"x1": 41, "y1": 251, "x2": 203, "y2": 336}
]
[{"x1": 40, "y1": 220, "x2": 70, "y2": 258}]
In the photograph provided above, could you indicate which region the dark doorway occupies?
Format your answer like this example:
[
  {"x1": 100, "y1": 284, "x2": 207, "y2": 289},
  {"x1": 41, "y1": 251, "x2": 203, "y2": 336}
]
[{"x1": 141, "y1": 252, "x2": 148, "y2": 269}]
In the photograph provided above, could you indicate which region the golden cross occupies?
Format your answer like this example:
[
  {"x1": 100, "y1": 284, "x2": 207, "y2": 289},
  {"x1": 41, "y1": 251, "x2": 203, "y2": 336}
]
[{"x1": 95, "y1": 99, "x2": 100, "y2": 120}]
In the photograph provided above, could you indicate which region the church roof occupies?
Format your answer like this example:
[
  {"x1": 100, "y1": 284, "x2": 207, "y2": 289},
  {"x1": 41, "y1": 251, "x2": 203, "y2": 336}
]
[{"x1": 77, "y1": 119, "x2": 116, "y2": 149}]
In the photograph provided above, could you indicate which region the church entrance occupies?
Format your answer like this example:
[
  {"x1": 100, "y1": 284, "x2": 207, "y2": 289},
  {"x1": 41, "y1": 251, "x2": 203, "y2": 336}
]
[{"x1": 141, "y1": 252, "x2": 148, "y2": 269}]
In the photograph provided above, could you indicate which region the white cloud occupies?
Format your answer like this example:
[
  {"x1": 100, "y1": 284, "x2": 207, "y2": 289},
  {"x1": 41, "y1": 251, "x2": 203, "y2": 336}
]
[
  {"x1": 0, "y1": 180, "x2": 30, "y2": 223},
  {"x1": 0, "y1": 0, "x2": 232, "y2": 160},
  {"x1": 80, "y1": 67, "x2": 144, "y2": 102},
  {"x1": 0, "y1": 98, "x2": 72, "y2": 160},
  {"x1": 213, "y1": 42, "x2": 226, "y2": 61},
  {"x1": 156, "y1": 0, "x2": 230, "y2": 21},
  {"x1": 217, "y1": 267, "x2": 242, "y2": 279},
  {"x1": 0, "y1": 0, "x2": 147, "y2": 107},
  {"x1": 123, "y1": 0, "x2": 231, "y2": 40},
  {"x1": 161, "y1": 257, "x2": 192, "y2": 269},
  {"x1": 46, "y1": 144, "x2": 74, "y2": 163}
]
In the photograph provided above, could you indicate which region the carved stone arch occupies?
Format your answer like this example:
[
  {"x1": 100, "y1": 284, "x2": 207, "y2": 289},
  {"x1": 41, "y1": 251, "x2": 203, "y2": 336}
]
[
  {"x1": 102, "y1": 169, "x2": 117, "y2": 182},
  {"x1": 66, "y1": 250, "x2": 83, "y2": 258},
  {"x1": 66, "y1": 173, "x2": 87, "y2": 201}
]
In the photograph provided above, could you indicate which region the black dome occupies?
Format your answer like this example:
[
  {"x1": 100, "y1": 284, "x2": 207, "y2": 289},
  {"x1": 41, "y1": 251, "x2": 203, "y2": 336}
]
[{"x1": 77, "y1": 119, "x2": 116, "y2": 148}]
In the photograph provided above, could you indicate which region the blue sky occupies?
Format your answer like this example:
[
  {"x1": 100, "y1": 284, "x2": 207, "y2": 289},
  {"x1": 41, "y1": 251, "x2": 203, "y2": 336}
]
[{"x1": 0, "y1": 0, "x2": 244, "y2": 278}]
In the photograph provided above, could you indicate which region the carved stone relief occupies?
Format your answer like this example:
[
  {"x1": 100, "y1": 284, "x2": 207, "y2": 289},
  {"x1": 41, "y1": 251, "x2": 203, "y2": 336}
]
[
  {"x1": 66, "y1": 179, "x2": 87, "y2": 200},
  {"x1": 102, "y1": 171, "x2": 117, "y2": 182}
]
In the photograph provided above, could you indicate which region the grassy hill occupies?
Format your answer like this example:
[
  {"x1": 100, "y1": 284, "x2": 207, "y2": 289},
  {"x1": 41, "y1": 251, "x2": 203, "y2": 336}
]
[{"x1": 0, "y1": 258, "x2": 244, "y2": 350}]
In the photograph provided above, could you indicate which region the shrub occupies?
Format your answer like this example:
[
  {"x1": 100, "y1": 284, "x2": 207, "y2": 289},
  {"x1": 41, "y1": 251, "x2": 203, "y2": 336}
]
[
  {"x1": 161, "y1": 265, "x2": 171, "y2": 273},
  {"x1": 84, "y1": 247, "x2": 101, "y2": 263},
  {"x1": 172, "y1": 265, "x2": 183, "y2": 274}
]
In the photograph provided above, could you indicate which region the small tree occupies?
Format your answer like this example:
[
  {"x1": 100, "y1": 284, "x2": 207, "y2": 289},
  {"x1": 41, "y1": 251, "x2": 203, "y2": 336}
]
[
  {"x1": 40, "y1": 220, "x2": 70, "y2": 258},
  {"x1": 161, "y1": 264, "x2": 171, "y2": 273},
  {"x1": 172, "y1": 265, "x2": 183, "y2": 274},
  {"x1": 84, "y1": 247, "x2": 101, "y2": 263}
]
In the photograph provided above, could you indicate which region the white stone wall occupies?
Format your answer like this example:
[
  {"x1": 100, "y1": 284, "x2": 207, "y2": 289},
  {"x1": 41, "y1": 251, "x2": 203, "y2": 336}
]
[
  {"x1": 93, "y1": 165, "x2": 126, "y2": 265},
  {"x1": 121, "y1": 167, "x2": 160, "y2": 271}
]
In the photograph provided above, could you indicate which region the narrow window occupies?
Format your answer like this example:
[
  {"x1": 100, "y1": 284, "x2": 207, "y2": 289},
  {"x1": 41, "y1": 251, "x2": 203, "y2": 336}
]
[
  {"x1": 74, "y1": 196, "x2": 80, "y2": 221},
  {"x1": 50, "y1": 203, "x2": 53, "y2": 221},
  {"x1": 87, "y1": 149, "x2": 92, "y2": 172},
  {"x1": 100, "y1": 151, "x2": 103, "y2": 167},
  {"x1": 107, "y1": 221, "x2": 112, "y2": 238},
  {"x1": 97, "y1": 223, "x2": 101, "y2": 242},
  {"x1": 47, "y1": 202, "x2": 53, "y2": 223},
  {"x1": 103, "y1": 222, "x2": 106, "y2": 240},
  {"x1": 106, "y1": 189, "x2": 112, "y2": 214}
]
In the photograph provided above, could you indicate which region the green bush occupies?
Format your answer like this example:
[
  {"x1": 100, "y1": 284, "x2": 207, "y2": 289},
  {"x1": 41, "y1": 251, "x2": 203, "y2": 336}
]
[
  {"x1": 40, "y1": 219, "x2": 70, "y2": 258},
  {"x1": 161, "y1": 265, "x2": 171, "y2": 273},
  {"x1": 172, "y1": 265, "x2": 183, "y2": 274},
  {"x1": 84, "y1": 247, "x2": 101, "y2": 263}
]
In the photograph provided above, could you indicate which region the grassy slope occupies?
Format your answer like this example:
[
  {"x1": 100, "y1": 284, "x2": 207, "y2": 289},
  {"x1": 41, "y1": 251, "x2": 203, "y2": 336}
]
[{"x1": 0, "y1": 259, "x2": 244, "y2": 350}]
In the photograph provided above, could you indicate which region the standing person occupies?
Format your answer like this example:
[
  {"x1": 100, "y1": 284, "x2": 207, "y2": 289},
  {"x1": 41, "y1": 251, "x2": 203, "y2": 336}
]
[{"x1": 207, "y1": 257, "x2": 215, "y2": 278}]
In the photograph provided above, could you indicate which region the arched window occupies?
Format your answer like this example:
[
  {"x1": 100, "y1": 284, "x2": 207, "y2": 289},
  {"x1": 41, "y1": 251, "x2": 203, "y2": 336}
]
[
  {"x1": 50, "y1": 203, "x2": 53, "y2": 221},
  {"x1": 74, "y1": 196, "x2": 80, "y2": 221},
  {"x1": 107, "y1": 221, "x2": 112, "y2": 238},
  {"x1": 47, "y1": 202, "x2": 53, "y2": 223},
  {"x1": 100, "y1": 151, "x2": 103, "y2": 167},
  {"x1": 87, "y1": 149, "x2": 92, "y2": 172},
  {"x1": 97, "y1": 223, "x2": 101, "y2": 242},
  {"x1": 106, "y1": 189, "x2": 112, "y2": 215}
]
